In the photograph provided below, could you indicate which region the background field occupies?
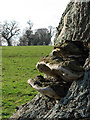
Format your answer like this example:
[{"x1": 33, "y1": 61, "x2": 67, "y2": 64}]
[{"x1": 2, "y1": 46, "x2": 53, "y2": 119}]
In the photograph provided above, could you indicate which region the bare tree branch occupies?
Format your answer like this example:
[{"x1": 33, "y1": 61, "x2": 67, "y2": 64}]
[{"x1": 1, "y1": 20, "x2": 20, "y2": 46}]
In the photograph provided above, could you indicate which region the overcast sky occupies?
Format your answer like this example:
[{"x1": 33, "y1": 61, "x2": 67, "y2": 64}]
[{"x1": 0, "y1": 0, "x2": 70, "y2": 29}]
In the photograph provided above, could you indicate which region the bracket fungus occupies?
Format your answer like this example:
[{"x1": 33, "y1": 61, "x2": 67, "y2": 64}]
[
  {"x1": 28, "y1": 75, "x2": 70, "y2": 99},
  {"x1": 28, "y1": 40, "x2": 88, "y2": 99}
]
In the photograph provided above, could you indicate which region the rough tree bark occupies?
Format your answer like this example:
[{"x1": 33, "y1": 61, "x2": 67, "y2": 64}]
[{"x1": 10, "y1": 1, "x2": 90, "y2": 119}]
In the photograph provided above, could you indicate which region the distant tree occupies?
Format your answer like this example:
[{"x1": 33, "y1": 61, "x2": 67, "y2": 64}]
[
  {"x1": 19, "y1": 23, "x2": 54, "y2": 46},
  {"x1": 1, "y1": 21, "x2": 20, "y2": 46},
  {"x1": 0, "y1": 23, "x2": 2, "y2": 46},
  {"x1": 31, "y1": 32, "x2": 40, "y2": 45},
  {"x1": 27, "y1": 20, "x2": 33, "y2": 29},
  {"x1": 19, "y1": 34, "x2": 28, "y2": 46},
  {"x1": 33, "y1": 28, "x2": 51, "y2": 45},
  {"x1": 19, "y1": 20, "x2": 33, "y2": 46},
  {"x1": 48, "y1": 26, "x2": 56, "y2": 37},
  {"x1": 48, "y1": 26, "x2": 53, "y2": 38},
  {"x1": 48, "y1": 26, "x2": 56, "y2": 45},
  {"x1": 26, "y1": 20, "x2": 33, "y2": 45}
]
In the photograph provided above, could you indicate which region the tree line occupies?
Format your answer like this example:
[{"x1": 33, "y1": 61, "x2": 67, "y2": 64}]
[{"x1": 0, "y1": 20, "x2": 55, "y2": 46}]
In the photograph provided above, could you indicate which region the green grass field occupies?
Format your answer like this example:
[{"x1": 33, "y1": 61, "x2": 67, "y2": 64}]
[{"x1": 2, "y1": 46, "x2": 53, "y2": 119}]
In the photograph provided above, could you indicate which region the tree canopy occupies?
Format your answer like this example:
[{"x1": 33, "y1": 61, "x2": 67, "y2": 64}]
[{"x1": 1, "y1": 21, "x2": 20, "y2": 46}]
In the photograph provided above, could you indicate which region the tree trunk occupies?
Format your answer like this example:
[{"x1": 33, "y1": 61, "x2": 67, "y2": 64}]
[
  {"x1": 10, "y1": 1, "x2": 90, "y2": 119},
  {"x1": 54, "y1": 1, "x2": 90, "y2": 45},
  {"x1": 7, "y1": 40, "x2": 12, "y2": 46}
]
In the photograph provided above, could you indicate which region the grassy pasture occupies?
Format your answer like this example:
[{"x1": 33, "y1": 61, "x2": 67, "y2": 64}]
[{"x1": 2, "y1": 46, "x2": 53, "y2": 119}]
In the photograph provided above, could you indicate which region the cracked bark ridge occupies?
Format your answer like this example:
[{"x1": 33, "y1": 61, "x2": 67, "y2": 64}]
[{"x1": 54, "y1": 1, "x2": 90, "y2": 44}]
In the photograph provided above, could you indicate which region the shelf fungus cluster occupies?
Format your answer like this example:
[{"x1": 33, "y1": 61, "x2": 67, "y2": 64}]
[{"x1": 28, "y1": 40, "x2": 88, "y2": 99}]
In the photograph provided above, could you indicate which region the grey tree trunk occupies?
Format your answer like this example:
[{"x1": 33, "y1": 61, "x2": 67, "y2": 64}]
[
  {"x1": 10, "y1": 1, "x2": 90, "y2": 119},
  {"x1": 54, "y1": 1, "x2": 90, "y2": 44},
  {"x1": 7, "y1": 40, "x2": 12, "y2": 46}
]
